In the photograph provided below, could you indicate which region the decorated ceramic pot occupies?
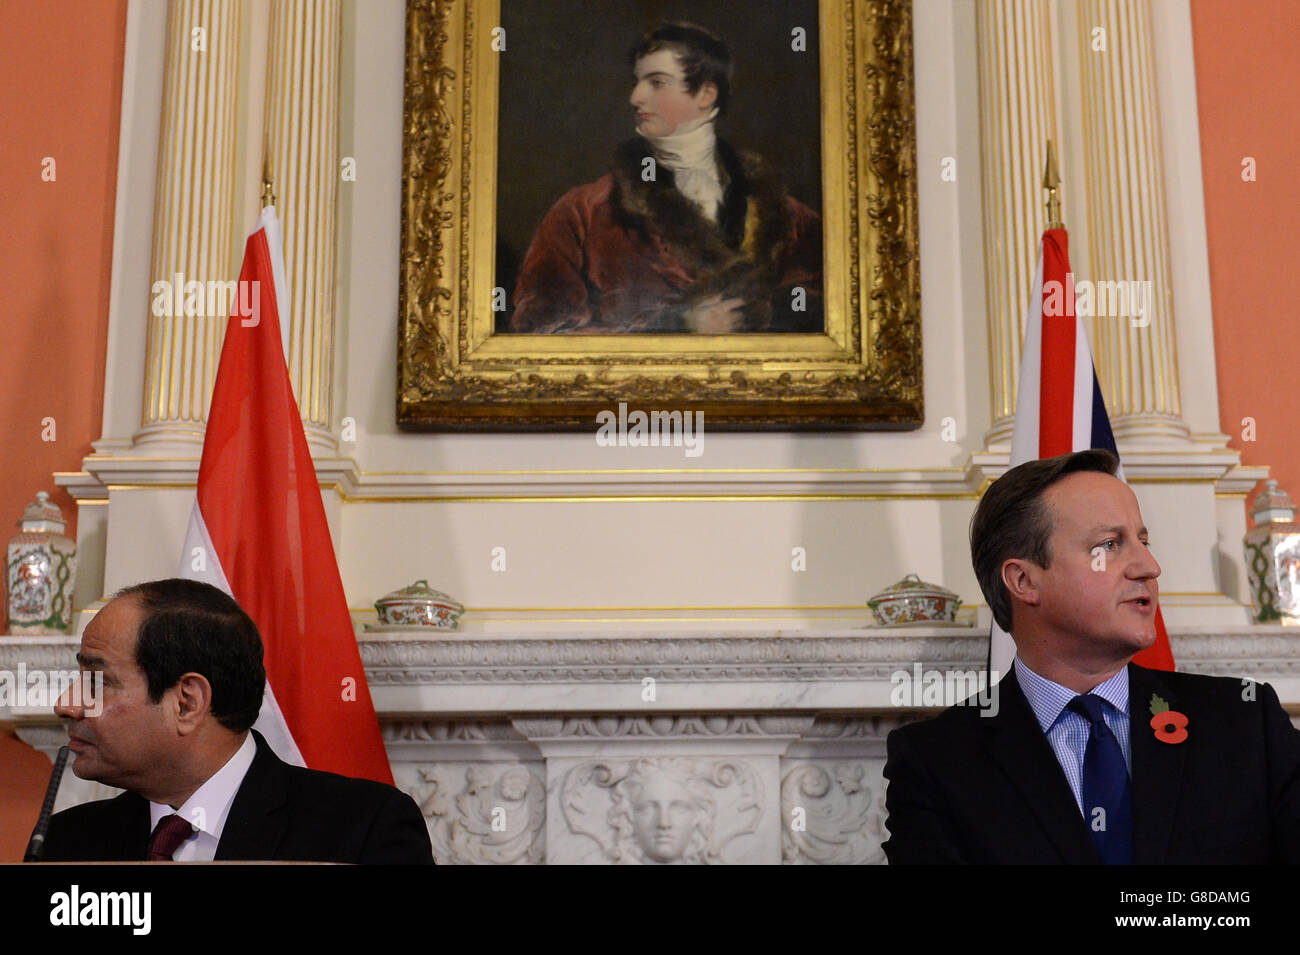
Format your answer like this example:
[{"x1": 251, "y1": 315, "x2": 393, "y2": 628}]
[
  {"x1": 867, "y1": 574, "x2": 961, "y2": 626},
  {"x1": 374, "y1": 580, "x2": 464, "y2": 629},
  {"x1": 7, "y1": 491, "x2": 78, "y2": 634},
  {"x1": 1244, "y1": 480, "x2": 1300, "y2": 625}
]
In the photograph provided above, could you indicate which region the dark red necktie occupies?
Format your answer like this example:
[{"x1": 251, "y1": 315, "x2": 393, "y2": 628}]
[{"x1": 146, "y1": 813, "x2": 195, "y2": 861}]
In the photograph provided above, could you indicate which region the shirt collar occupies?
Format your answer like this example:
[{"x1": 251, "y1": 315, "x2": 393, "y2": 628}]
[
  {"x1": 149, "y1": 732, "x2": 257, "y2": 841},
  {"x1": 1014, "y1": 657, "x2": 1130, "y2": 733}
]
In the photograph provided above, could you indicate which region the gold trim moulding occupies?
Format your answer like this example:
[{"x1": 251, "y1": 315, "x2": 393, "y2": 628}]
[
  {"x1": 104, "y1": 483, "x2": 200, "y2": 492},
  {"x1": 346, "y1": 596, "x2": 1216, "y2": 614},
  {"x1": 404, "y1": 604, "x2": 875, "y2": 613},
  {"x1": 371, "y1": 616, "x2": 877, "y2": 625},
  {"x1": 355, "y1": 465, "x2": 972, "y2": 477},
  {"x1": 63, "y1": 484, "x2": 1250, "y2": 505},
  {"x1": 1127, "y1": 476, "x2": 1239, "y2": 485},
  {"x1": 80, "y1": 483, "x2": 980, "y2": 503},
  {"x1": 342, "y1": 492, "x2": 981, "y2": 504}
]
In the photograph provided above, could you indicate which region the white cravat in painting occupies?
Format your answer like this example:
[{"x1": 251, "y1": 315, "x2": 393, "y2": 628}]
[{"x1": 638, "y1": 108, "x2": 724, "y2": 221}]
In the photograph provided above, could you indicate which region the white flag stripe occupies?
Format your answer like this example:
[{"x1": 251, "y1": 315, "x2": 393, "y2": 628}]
[
  {"x1": 1009, "y1": 249, "x2": 1045, "y2": 469},
  {"x1": 257, "y1": 206, "x2": 293, "y2": 360},
  {"x1": 1071, "y1": 314, "x2": 1093, "y2": 451},
  {"x1": 180, "y1": 503, "x2": 306, "y2": 767},
  {"x1": 251, "y1": 682, "x2": 306, "y2": 768},
  {"x1": 180, "y1": 506, "x2": 233, "y2": 595}
]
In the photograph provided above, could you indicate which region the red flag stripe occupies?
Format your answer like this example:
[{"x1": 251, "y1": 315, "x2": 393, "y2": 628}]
[{"x1": 1038, "y1": 228, "x2": 1076, "y2": 457}]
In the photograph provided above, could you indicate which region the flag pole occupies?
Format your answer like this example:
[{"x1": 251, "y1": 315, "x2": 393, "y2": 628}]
[
  {"x1": 261, "y1": 158, "x2": 276, "y2": 208},
  {"x1": 1043, "y1": 139, "x2": 1063, "y2": 230}
]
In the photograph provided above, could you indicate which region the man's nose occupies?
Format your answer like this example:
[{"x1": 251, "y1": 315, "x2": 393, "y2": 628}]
[
  {"x1": 630, "y1": 83, "x2": 645, "y2": 107},
  {"x1": 1130, "y1": 544, "x2": 1161, "y2": 580},
  {"x1": 54, "y1": 682, "x2": 83, "y2": 719}
]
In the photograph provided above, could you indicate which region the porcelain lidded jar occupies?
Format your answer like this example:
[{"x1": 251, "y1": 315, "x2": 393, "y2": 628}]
[
  {"x1": 7, "y1": 491, "x2": 78, "y2": 634},
  {"x1": 1244, "y1": 480, "x2": 1300, "y2": 625},
  {"x1": 373, "y1": 580, "x2": 464, "y2": 630},
  {"x1": 867, "y1": 574, "x2": 961, "y2": 626}
]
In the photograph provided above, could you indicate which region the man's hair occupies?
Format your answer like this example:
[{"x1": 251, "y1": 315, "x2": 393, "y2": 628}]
[
  {"x1": 970, "y1": 449, "x2": 1120, "y2": 632},
  {"x1": 630, "y1": 22, "x2": 733, "y2": 114},
  {"x1": 115, "y1": 578, "x2": 266, "y2": 733}
]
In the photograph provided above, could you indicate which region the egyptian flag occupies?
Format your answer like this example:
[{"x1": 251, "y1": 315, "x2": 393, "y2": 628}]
[
  {"x1": 179, "y1": 206, "x2": 393, "y2": 784},
  {"x1": 988, "y1": 227, "x2": 1175, "y2": 678}
]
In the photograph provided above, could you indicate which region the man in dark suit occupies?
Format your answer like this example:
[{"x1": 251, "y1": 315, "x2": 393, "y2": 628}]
[
  {"x1": 39, "y1": 578, "x2": 433, "y2": 863},
  {"x1": 883, "y1": 449, "x2": 1300, "y2": 864}
]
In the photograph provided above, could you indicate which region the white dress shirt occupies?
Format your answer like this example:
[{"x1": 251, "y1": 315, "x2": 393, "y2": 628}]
[
  {"x1": 1014, "y1": 658, "x2": 1133, "y2": 815},
  {"x1": 148, "y1": 732, "x2": 257, "y2": 861}
]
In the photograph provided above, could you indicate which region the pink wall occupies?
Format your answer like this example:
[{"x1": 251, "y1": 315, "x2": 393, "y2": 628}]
[
  {"x1": 0, "y1": 0, "x2": 127, "y2": 860},
  {"x1": 1191, "y1": 0, "x2": 1300, "y2": 523}
]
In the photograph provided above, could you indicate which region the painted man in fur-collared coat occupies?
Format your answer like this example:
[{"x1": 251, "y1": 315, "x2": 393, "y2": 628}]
[{"x1": 510, "y1": 23, "x2": 823, "y2": 334}]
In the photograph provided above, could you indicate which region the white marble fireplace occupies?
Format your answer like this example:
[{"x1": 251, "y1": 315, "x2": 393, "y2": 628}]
[{"x1": 8, "y1": 625, "x2": 1298, "y2": 863}]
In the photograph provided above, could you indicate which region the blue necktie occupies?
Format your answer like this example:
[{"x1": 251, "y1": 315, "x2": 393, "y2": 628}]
[{"x1": 1066, "y1": 694, "x2": 1134, "y2": 865}]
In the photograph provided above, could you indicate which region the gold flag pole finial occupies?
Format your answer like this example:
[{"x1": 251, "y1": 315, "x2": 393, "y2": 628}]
[
  {"x1": 261, "y1": 159, "x2": 276, "y2": 208},
  {"x1": 1043, "y1": 139, "x2": 1063, "y2": 230}
]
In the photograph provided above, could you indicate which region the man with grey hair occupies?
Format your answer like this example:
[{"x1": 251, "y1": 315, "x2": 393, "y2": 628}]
[{"x1": 883, "y1": 449, "x2": 1300, "y2": 864}]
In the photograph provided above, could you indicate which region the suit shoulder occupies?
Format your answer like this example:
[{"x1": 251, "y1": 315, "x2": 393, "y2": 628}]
[
  {"x1": 48, "y1": 790, "x2": 139, "y2": 828},
  {"x1": 280, "y1": 763, "x2": 411, "y2": 810},
  {"x1": 1142, "y1": 666, "x2": 1267, "y2": 703},
  {"x1": 274, "y1": 763, "x2": 433, "y2": 864},
  {"x1": 44, "y1": 791, "x2": 146, "y2": 861},
  {"x1": 887, "y1": 700, "x2": 987, "y2": 750}
]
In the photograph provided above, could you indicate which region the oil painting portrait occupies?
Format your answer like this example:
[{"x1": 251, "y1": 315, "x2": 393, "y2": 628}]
[{"x1": 495, "y1": 3, "x2": 824, "y2": 335}]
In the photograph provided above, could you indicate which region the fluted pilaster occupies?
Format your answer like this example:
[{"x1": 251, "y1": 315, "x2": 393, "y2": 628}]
[
  {"x1": 975, "y1": 0, "x2": 1062, "y2": 444},
  {"x1": 263, "y1": 0, "x2": 342, "y2": 454},
  {"x1": 1076, "y1": 0, "x2": 1186, "y2": 442},
  {"x1": 136, "y1": 0, "x2": 243, "y2": 447}
]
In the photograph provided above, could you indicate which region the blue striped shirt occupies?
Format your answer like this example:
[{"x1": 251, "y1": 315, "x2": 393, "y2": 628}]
[{"x1": 1014, "y1": 658, "x2": 1132, "y2": 815}]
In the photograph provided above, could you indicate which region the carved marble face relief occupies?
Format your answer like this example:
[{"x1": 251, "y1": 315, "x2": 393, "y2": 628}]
[
  {"x1": 560, "y1": 756, "x2": 763, "y2": 864},
  {"x1": 626, "y1": 769, "x2": 709, "y2": 864}
]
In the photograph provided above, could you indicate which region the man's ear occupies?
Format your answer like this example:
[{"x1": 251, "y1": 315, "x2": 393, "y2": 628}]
[
  {"x1": 696, "y1": 81, "x2": 718, "y2": 110},
  {"x1": 172, "y1": 672, "x2": 214, "y2": 736},
  {"x1": 1001, "y1": 558, "x2": 1041, "y2": 613}
]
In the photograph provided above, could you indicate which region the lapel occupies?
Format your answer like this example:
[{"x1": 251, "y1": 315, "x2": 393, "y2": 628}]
[
  {"x1": 1127, "y1": 663, "x2": 1188, "y2": 865},
  {"x1": 980, "y1": 666, "x2": 1100, "y2": 863},
  {"x1": 213, "y1": 730, "x2": 290, "y2": 861}
]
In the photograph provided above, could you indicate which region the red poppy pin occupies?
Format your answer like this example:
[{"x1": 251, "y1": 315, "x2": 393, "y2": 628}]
[{"x1": 1149, "y1": 693, "x2": 1188, "y2": 744}]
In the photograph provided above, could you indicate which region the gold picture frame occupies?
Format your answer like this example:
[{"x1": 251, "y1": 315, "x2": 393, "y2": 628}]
[{"x1": 398, "y1": 0, "x2": 921, "y2": 430}]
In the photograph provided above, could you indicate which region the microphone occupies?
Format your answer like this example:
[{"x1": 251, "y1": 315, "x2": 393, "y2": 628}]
[{"x1": 24, "y1": 744, "x2": 70, "y2": 862}]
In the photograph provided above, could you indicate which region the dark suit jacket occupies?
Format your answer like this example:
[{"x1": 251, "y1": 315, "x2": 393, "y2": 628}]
[
  {"x1": 41, "y1": 730, "x2": 434, "y2": 864},
  {"x1": 883, "y1": 662, "x2": 1300, "y2": 864}
]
